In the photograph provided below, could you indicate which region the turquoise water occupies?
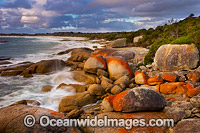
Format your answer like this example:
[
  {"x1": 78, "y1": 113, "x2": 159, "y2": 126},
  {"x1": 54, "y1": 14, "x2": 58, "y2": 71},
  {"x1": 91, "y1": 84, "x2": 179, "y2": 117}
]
[{"x1": 0, "y1": 37, "x2": 57, "y2": 58}]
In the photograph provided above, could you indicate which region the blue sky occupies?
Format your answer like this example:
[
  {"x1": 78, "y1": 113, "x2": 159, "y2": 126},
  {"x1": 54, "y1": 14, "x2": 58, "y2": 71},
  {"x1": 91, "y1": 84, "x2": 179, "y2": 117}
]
[{"x1": 0, "y1": 0, "x2": 200, "y2": 33}]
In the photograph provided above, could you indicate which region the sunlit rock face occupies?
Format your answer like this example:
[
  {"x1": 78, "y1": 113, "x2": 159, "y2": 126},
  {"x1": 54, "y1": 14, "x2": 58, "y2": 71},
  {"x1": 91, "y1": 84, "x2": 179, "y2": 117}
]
[{"x1": 154, "y1": 44, "x2": 199, "y2": 72}]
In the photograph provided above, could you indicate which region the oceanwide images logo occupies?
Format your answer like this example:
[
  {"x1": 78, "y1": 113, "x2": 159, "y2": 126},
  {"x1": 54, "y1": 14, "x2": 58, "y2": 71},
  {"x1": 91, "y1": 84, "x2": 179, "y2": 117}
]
[{"x1": 24, "y1": 115, "x2": 174, "y2": 129}]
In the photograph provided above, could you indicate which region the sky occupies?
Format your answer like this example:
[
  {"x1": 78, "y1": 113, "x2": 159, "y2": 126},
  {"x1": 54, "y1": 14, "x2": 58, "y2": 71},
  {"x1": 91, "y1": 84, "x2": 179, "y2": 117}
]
[{"x1": 0, "y1": 0, "x2": 200, "y2": 33}]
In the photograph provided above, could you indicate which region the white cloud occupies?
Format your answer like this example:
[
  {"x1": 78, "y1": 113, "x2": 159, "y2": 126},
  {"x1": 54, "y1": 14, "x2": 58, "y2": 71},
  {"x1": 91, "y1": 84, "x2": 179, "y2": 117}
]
[
  {"x1": 52, "y1": 26, "x2": 77, "y2": 31},
  {"x1": 20, "y1": 16, "x2": 40, "y2": 23}
]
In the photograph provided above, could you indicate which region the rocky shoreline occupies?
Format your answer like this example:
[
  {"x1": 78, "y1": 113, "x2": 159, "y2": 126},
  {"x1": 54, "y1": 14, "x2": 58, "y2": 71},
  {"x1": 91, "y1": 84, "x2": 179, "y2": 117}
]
[{"x1": 0, "y1": 38, "x2": 200, "y2": 132}]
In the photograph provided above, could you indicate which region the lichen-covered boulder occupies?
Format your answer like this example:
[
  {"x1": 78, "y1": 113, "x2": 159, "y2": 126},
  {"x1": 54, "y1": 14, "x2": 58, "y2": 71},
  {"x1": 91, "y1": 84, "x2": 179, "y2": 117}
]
[
  {"x1": 106, "y1": 57, "x2": 133, "y2": 80},
  {"x1": 84, "y1": 55, "x2": 107, "y2": 74},
  {"x1": 154, "y1": 44, "x2": 199, "y2": 71},
  {"x1": 101, "y1": 87, "x2": 166, "y2": 112}
]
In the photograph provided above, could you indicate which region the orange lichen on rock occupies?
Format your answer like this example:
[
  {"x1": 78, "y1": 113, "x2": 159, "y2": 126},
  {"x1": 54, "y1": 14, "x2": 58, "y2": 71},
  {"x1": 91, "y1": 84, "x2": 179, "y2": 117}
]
[
  {"x1": 96, "y1": 112, "x2": 168, "y2": 133},
  {"x1": 186, "y1": 71, "x2": 200, "y2": 82},
  {"x1": 106, "y1": 57, "x2": 133, "y2": 80},
  {"x1": 186, "y1": 82, "x2": 200, "y2": 97},
  {"x1": 167, "y1": 97, "x2": 175, "y2": 101},
  {"x1": 147, "y1": 75, "x2": 163, "y2": 85},
  {"x1": 134, "y1": 72, "x2": 148, "y2": 85},
  {"x1": 93, "y1": 49, "x2": 116, "y2": 57},
  {"x1": 48, "y1": 110, "x2": 64, "y2": 118},
  {"x1": 162, "y1": 73, "x2": 178, "y2": 82},
  {"x1": 160, "y1": 82, "x2": 187, "y2": 94},
  {"x1": 112, "y1": 90, "x2": 129, "y2": 111}
]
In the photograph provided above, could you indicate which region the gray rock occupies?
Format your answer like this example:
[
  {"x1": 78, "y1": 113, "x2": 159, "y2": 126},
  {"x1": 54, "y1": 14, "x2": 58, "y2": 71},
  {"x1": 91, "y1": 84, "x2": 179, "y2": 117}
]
[
  {"x1": 166, "y1": 108, "x2": 188, "y2": 123},
  {"x1": 171, "y1": 101, "x2": 193, "y2": 110},
  {"x1": 154, "y1": 44, "x2": 199, "y2": 71},
  {"x1": 174, "y1": 119, "x2": 200, "y2": 133},
  {"x1": 111, "y1": 38, "x2": 127, "y2": 48}
]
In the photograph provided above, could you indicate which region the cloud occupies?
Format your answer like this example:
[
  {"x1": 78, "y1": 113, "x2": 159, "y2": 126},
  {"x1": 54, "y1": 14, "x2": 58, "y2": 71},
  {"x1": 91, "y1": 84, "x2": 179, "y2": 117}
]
[
  {"x1": 0, "y1": 0, "x2": 200, "y2": 33},
  {"x1": 1, "y1": 0, "x2": 32, "y2": 9},
  {"x1": 20, "y1": 16, "x2": 39, "y2": 23}
]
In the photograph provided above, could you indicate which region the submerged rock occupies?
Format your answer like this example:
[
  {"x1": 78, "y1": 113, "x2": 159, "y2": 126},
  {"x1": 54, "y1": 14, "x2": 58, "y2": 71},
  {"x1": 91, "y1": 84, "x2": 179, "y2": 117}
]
[
  {"x1": 21, "y1": 59, "x2": 66, "y2": 75},
  {"x1": 41, "y1": 85, "x2": 53, "y2": 92},
  {"x1": 154, "y1": 44, "x2": 199, "y2": 71}
]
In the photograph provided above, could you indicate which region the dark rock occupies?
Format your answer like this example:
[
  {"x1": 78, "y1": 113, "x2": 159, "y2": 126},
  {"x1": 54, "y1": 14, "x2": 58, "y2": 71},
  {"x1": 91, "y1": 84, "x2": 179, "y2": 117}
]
[{"x1": 0, "y1": 61, "x2": 12, "y2": 65}]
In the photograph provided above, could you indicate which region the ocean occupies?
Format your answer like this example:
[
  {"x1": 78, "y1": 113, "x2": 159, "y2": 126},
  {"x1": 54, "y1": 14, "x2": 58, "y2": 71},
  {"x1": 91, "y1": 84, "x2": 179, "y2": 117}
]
[{"x1": 0, "y1": 36, "x2": 101, "y2": 110}]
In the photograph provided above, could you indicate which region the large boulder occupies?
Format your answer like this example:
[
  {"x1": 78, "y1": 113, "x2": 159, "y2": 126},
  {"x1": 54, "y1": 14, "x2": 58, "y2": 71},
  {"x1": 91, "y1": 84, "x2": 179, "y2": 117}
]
[
  {"x1": 21, "y1": 59, "x2": 66, "y2": 75},
  {"x1": 84, "y1": 55, "x2": 107, "y2": 74},
  {"x1": 101, "y1": 87, "x2": 166, "y2": 112},
  {"x1": 0, "y1": 104, "x2": 81, "y2": 132},
  {"x1": 111, "y1": 38, "x2": 127, "y2": 48},
  {"x1": 154, "y1": 44, "x2": 199, "y2": 71},
  {"x1": 106, "y1": 57, "x2": 133, "y2": 80}
]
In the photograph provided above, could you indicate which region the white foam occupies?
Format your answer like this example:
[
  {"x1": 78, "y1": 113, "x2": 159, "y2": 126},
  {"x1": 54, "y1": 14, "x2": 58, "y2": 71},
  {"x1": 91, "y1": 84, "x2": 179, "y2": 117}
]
[{"x1": 0, "y1": 36, "x2": 102, "y2": 111}]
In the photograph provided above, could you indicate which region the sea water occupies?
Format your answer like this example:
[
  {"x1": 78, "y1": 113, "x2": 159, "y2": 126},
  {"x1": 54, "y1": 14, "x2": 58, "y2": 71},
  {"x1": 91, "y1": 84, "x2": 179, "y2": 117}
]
[{"x1": 0, "y1": 36, "x2": 101, "y2": 111}]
